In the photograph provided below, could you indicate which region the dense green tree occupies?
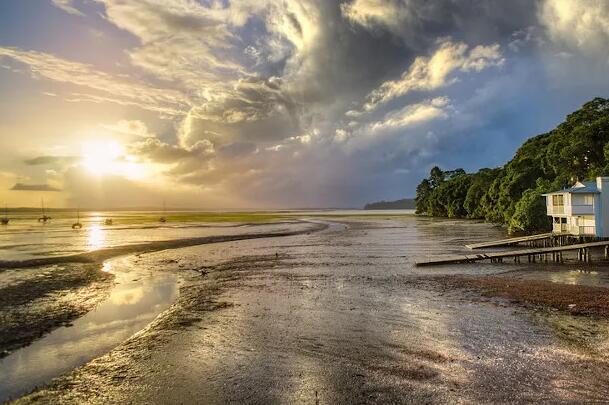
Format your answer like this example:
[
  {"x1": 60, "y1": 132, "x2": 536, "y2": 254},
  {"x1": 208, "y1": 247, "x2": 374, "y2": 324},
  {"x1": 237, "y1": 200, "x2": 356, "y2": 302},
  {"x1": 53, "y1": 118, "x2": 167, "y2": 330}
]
[
  {"x1": 429, "y1": 166, "x2": 444, "y2": 188},
  {"x1": 463, "y1": 168, "x2": 500, "y2": 218},
  {"x1": 414, "y1": 98, "x2": 609, "y2": 234},
  {"x1": 415, "y1": 179, "x2": 432, "y2": 214},
  {"x1": 508, "y1": 189, "x2": 551, "y2": 234}
]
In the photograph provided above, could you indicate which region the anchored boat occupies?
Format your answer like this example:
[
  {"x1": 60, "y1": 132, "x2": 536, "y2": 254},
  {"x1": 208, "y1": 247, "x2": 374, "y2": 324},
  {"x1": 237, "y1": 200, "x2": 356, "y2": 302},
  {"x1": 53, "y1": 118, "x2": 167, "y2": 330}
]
[
  {"x1": 38, "y1": 198, "x2": 51, "y2": 223},
  {"x1": 72, "y1": 208, "x2": 82, "y2": 229},
  {"x1": 159, "y1": 200, "x2": 167, "y2": 223},
  {"x1": 1, "y1": 204, "x2": 8, "y2": 225}
]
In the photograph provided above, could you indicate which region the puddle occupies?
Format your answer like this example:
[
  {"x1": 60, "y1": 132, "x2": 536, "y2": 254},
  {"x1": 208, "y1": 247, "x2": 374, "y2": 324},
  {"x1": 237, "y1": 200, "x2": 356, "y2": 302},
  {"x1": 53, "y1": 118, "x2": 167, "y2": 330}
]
[
  {"x1": 508, "y1": 268, "x2": 609, "y2": 288},
  {"x1": 0, "y1": 257, "x2": 179, "y2": 402}
]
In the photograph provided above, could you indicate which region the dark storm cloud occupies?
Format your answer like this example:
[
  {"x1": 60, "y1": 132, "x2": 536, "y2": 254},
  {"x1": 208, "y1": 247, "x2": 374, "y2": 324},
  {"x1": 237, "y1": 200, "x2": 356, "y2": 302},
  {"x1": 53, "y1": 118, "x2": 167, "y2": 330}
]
[
  {"x1": 11, "y1": 183, "x2": 61, "y2": 192},
  {"x1": 4, "y1": 0, "x2": 609, "y2": 207},
  {"x1": 24, "y1": 156, "x2": 79, "y2": 166},
  {"x1": 119, "y1": 0, "x2": 609, "y2": 207}
]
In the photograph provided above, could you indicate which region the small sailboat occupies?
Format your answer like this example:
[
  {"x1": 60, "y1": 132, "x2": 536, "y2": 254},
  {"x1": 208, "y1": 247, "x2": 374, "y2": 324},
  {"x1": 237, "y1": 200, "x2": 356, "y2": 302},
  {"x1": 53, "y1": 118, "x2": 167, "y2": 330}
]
[
  {"x1": 38, "y1": 198, "x2": 51, "y2": 223},
  {"x1": 1, "y1": 204, "x2": 9, "y2": 225},
  {"x1": 72, "y1": 208, "x2": 82, "y2": 229},
  {"x1": 159, "y1": 200, "x2": 167, "y2": 223}
]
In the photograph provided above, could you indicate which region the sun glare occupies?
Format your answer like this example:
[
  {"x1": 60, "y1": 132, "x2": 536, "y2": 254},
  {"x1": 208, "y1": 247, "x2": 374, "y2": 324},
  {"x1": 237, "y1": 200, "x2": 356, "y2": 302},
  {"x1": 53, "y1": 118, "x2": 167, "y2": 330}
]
[{"x1": 81, "y1": 140, "x2": 147, "y2": 179}]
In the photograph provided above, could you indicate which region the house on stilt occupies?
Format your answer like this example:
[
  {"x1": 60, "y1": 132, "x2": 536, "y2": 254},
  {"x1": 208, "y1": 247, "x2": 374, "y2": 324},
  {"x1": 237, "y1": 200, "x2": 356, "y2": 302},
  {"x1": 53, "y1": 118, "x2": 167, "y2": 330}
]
[{"x1": 543, "y1": 177, "x2": 609, "y2": 237}]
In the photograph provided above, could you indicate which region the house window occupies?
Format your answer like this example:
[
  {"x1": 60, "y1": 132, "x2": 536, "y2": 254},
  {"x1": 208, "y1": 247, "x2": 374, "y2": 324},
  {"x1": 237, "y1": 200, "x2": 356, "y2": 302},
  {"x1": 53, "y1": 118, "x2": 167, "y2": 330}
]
[
  {"x1": 552, "y1": 195, "x2": 564, "y2": 206},
  {"x1": 584, "y1": 195, "x2": 594, "y2": 205}
]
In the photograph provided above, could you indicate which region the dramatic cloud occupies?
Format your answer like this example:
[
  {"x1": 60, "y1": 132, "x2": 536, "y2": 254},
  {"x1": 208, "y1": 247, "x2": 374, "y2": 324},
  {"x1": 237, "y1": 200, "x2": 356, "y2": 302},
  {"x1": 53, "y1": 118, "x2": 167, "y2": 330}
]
[
  {"x1": 1, "y1": 0, "x2": 608, "y2": 208},
  {"x1": 130, "y1": 137, "x2": 214, "y2": 165},
  {"x1": 539, "y1": 0, "x2": 609, "y2": 60},
  {"x1": 341, "y1": 0, "x2": 414, "y2": 33},
  {"x1": 367, "y1": 97, "x2": 451, "y2": 133},
  {"x1": 351, "y1": 40, "x2": 503, "y2": 114}
]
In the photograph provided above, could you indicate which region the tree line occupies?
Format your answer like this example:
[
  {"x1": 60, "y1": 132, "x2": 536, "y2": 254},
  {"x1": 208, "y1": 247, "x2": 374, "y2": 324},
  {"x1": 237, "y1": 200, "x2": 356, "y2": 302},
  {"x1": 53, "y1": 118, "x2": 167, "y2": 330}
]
[{"x1": 415, "y1": 97, "x2": 609, "y2": 234}]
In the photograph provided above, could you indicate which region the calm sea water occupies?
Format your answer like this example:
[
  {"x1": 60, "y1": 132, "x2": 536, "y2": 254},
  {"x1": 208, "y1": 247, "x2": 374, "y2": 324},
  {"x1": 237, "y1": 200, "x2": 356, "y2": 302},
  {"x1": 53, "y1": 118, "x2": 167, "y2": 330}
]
[{"x1": 0, "y1": 210, "x2": 414, "y2": 261}]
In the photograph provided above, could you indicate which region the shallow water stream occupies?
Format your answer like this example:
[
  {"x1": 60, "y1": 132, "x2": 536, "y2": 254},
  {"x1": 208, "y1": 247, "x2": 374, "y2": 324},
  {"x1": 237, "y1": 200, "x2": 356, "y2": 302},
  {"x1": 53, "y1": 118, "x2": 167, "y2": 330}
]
[{"x1": 0, "y1": 256, "x2": 179, "y2": 402}]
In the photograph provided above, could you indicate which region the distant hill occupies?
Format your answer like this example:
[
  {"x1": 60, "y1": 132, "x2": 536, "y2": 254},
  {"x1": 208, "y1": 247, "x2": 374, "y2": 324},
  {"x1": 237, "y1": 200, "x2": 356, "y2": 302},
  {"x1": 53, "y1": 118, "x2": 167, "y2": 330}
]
[{"x1": 364, "y1": 198, "x2": 415, "y2": 210}]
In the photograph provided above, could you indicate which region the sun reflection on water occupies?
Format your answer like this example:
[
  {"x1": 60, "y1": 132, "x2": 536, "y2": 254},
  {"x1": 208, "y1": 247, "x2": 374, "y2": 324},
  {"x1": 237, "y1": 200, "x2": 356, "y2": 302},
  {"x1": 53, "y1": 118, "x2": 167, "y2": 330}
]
[{"x1": 87, "y1": 225, "x2": 106, "y2": 250}]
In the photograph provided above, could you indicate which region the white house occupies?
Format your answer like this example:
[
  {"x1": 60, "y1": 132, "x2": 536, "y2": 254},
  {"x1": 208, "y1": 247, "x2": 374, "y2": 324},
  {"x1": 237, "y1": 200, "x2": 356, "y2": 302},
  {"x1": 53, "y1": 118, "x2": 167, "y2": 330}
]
[{"x1": 543, "y1": 177, "x2": 609, "y2": 237}]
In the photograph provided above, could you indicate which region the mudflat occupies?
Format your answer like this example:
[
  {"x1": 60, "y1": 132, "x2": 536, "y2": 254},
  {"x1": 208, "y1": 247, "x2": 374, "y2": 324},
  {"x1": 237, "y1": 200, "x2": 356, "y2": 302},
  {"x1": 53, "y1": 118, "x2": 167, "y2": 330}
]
[{"x1": 3, "y1": 216, "x2": 609, "y2": 403}]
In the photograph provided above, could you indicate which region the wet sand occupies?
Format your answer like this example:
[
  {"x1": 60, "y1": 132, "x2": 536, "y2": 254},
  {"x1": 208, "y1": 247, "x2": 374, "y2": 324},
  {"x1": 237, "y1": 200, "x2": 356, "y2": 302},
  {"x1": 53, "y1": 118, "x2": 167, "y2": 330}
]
[
  {"x1": 0, "y1": 220, "x2": 323, "y2": 359},
  {"x1": 0, "y1": 264, "x2": 113, "y2": 357},
  {"x1": 3, "y1": 217, "x2": 609, "y2": 403}
]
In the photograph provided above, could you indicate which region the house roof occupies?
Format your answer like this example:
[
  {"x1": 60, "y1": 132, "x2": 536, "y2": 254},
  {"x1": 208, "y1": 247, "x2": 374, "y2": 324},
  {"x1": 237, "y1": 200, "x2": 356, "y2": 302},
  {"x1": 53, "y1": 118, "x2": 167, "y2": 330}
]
[{"x1": 542, "y1": 180, "x2": 600, "y2": 196}]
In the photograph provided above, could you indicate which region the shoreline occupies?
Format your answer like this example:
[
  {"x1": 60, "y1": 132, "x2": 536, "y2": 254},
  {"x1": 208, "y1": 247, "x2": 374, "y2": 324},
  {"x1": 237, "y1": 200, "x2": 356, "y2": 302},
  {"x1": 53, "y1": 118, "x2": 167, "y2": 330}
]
[
  {"x1": 0, "y1": 221, "x2": 328, "y2": 359},
  {"x1": 3, "y1": 217, "x2": 609, "y2": 402},
  {"x1": 0, "y1": 220, "x2": 327, "y2": 270},
  {"x1": 0, "y1": 263, "x2": 114, "y2": 358}
]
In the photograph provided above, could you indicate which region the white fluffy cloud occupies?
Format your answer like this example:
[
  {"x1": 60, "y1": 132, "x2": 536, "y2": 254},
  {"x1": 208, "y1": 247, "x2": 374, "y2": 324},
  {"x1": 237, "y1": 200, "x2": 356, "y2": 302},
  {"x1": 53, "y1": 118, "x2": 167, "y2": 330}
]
[
  {"x1": 355, "y1": 41, "x2": 503, "y2": 113},
  {"x1": 51, "y1": 0, "x2": 83, "y2": 16},
  {"x1": 368, "y1": 97, "x2": 451, "y2": 133},
  {"x1": 539, "y1": 0, "x2": 609, "y2": 62},
  {"x1": 341, "y1": 0, "x2": 411, "y2": 32}
]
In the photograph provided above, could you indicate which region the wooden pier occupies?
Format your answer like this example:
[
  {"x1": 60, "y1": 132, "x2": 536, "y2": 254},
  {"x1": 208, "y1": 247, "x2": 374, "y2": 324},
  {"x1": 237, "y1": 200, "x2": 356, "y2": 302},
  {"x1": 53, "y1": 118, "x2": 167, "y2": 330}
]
[
  {"x1": 416, "y1": 240, "x2": 609, "y2": 266},
  {"x1": 465, "y1": 233, "x2": 554, "y2": 249}
]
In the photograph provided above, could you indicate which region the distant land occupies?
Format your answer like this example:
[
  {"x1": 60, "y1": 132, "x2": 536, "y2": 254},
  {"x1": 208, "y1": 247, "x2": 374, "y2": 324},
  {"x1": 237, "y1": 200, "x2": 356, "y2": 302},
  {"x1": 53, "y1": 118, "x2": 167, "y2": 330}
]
[{"x1": 364, "y1": 198, "x2": 415, "y2": 210}]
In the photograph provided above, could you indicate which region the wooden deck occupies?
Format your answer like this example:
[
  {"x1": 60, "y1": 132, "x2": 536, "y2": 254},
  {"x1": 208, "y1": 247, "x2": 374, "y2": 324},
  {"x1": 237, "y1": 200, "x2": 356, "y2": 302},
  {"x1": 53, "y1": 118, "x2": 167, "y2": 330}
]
[
  {"x1": 416, "y1": 240, "x2": 609, "y2": 266},
  {"x1": 465, "y1": 233, "x2": 554, "y2": 249}
]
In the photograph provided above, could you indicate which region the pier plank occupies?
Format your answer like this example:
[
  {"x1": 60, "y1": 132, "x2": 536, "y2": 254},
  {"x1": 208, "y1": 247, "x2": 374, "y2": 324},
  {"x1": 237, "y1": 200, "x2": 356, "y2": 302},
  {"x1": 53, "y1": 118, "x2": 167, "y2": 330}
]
[
  {"x1": 417, "y1": 240, "x2": 609, "y2": 266},
  {"x1": 465, "y1": 233, "x2": 554, "y2": 249}
]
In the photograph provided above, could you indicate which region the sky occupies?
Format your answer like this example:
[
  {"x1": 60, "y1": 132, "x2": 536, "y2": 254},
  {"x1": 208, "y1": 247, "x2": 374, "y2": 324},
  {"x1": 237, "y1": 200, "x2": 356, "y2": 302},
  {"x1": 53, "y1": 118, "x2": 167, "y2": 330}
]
[{"x1": 0, "y1": 0, "x2": 608, "y2": 209}]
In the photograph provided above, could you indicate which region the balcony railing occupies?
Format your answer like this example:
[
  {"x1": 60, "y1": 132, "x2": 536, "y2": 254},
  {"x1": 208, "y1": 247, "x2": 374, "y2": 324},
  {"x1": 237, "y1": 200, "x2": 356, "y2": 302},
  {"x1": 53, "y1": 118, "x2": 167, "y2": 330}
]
[
  {"x1": 571, "y1": 204, "x2": 594, "y2": 215},
  {"x1": 578, "y1": 226, "x2": 596, "y2": 235},
  {"x1": 552, "y1": 223, "x2": 596, "y2": 235},
  {"x1": 548, "y1": 205, "x2": 564, "y2": 215},
  {"x1": 547, "y1": 204, "x2": 594, "y2": 216}
]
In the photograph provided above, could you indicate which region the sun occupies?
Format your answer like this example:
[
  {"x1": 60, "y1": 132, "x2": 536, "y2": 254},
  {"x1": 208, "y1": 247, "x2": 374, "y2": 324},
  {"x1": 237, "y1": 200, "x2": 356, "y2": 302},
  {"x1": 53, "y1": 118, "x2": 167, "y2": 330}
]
[
  {"x1": 81, "y1": 140, "x2": 124, "y2": 176},
  {"x1": 81, "y1": 139, "x2": 147, "y2": 179}
]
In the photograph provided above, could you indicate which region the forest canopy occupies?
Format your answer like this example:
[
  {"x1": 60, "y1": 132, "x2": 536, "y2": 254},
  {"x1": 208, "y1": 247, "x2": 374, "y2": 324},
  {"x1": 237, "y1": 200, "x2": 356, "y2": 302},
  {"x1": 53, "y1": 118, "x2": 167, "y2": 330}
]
[{"x1": 415, "y1": 98, "x2": 609, "y2": 234}]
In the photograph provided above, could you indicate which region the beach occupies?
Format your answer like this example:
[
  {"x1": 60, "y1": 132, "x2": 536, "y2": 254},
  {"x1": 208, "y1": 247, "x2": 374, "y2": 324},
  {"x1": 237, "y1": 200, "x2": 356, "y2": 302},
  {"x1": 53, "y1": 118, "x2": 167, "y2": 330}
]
[{"x1": 2, "y1": 213, "x2": 609, "y2": 403}]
